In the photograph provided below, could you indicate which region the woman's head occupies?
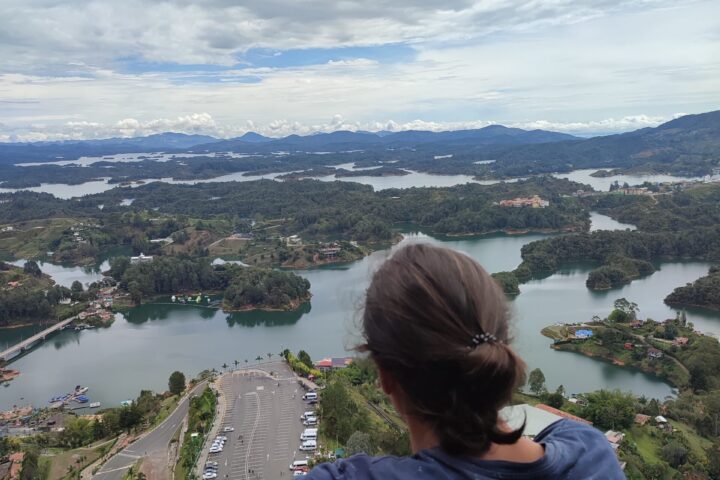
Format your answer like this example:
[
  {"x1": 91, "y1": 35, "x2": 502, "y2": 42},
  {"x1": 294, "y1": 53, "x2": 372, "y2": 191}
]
[{"x1": 361, "y1": 243, "x2": 526, "y2": 456}]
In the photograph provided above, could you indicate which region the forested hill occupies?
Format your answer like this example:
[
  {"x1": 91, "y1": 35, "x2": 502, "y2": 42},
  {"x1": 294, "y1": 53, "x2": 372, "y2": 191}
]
[
  {"x1": 0, "y1": 176, "x2": 589, "y2": 242},
  {"x1": 483, "y1": 110, "x2": 720, "y2": 177}
]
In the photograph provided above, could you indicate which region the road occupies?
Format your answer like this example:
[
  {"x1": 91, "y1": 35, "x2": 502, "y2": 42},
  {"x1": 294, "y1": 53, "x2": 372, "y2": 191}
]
[
  {"x1": 0, "y1": 315, "x2": 77, "y2": 361},
  {"x1": 93, "y1": 380, "x2": 208, "y2": 480},
  {"x1": 207, "y1": 362, "x2": 312, "y2": 480}
]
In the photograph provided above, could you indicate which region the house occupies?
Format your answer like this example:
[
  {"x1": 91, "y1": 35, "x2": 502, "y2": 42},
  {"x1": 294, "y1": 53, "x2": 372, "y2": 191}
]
[
  {"x1": 631, "y1": 320, "x2": 644, "y2": 329},
  {"x1": 605, "y1": 430, "x2": 625, "y2": 450},
  {"x1": 500, "y1": 404, "x2": 565, "y2": 438},
  {"x1": 315, "y1": 357, "x2": 353, "y2": 372},
  {"x1": 535, "y1": 404, "x2": 593, "y2": 425},
  {"x1": 655, "y1": 415, "x2": 668, "y2": 424},
  {"x1": 634, "y1": 414, "x2": 651, "y2": 426},
  {"x1": 130, "y1": 253, "x2": 153, "y2": 264},
  {"x1": 647, "y1": 348, "x2": 664, "y2": 359},
  {"x1": 673, "y1": 336, "x2": 689, "y2": 346},
  {"x1": 574, "y1": 329, "x2": 594, "y2": 339},
  {"x1": 285, "y1": 235, "x2": 302, "y2": 246},
  {"x1": 5, "y1": 281, "x2": 21, "y2": 289},
  {"x1": 624, "y1": 342, "x2": 634, "y2": 350},
  {"x1": 0, "y1": 226, "x2": 14, "y2": 232},
  {"x1": 319, "y1": 247, "x2": 341, "y2": 258}
]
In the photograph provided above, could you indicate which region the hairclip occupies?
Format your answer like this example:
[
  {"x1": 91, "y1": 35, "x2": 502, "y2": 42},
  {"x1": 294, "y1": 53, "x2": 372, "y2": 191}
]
[{"x1": 469, "y1": 332, "x2": 498, "y2": 348}]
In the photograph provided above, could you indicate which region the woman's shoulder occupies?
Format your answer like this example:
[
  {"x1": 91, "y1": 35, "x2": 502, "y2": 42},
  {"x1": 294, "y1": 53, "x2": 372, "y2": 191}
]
[{"x1": 303, "y1": 453, "x2": 427, "y2": 480}]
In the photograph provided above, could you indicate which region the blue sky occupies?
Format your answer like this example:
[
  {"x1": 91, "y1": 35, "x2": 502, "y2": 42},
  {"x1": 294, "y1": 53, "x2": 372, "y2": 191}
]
[{"x1": 0, "y1": 0, "x2": 718, "y2": 141}]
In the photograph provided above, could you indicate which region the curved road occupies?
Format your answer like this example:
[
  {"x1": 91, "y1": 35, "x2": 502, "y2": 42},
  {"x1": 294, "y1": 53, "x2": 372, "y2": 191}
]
[{"x1": 93, "y1": 380, "x2": 208, "y2": 480}]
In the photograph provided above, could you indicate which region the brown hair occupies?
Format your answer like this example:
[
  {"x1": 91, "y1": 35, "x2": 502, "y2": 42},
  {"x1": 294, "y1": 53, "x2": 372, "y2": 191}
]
[{"x1": 360, "y1": 243, "x2": 526, "y2": 456}]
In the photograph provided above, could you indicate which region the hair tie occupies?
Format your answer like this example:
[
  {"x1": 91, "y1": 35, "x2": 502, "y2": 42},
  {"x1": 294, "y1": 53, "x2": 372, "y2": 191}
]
[{"x1": 469, "y1": 332, "x2": 498, "y2": 349}]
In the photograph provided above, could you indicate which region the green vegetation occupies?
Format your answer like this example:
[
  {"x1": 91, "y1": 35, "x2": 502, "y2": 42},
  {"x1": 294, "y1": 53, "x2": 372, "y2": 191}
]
[
  {"x1": 176, "y1": 387, "x2": 216, "y2": 480},
  {"x1": 112, "y1": 256, "x2": 310, "y2": 311},
  {"x1": 0, "y1": 261, "x2": 87, "y2": 326},
  {"x1": 168, "y1": 371, "x2": 186, "y2": 396},
  {"x1": 665, "y1": 266, "x2": 720, "y2": 310},
  {"x1": 318, "y1": 359, "x2": 410, "y2": 458},
  {"x1": 495, "y1": 227, "x2": 720, "y2": 294}
]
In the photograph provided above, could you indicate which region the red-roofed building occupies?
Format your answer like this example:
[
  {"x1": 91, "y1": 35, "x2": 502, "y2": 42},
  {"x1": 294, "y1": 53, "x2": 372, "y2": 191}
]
[
  {"x1": 535, "y1": 404, "x2": 593, "y2": 425},
  {"x1": 315, "y1": 357, "x2": 353, "y2": 372},
  {"x1": 673, "y1": 336, "x2": 689, "y2": 346}
]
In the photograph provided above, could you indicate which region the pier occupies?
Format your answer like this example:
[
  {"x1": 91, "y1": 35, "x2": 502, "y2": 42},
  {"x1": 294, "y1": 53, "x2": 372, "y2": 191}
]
[{"x1": 0, "y1": 316, "x2": 77, "y2": 361}]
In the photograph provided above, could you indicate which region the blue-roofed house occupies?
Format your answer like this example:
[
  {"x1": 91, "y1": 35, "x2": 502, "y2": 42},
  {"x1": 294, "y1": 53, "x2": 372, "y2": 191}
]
[{"x1": 575, "y1": 329, "x2": 594, "y2": 339}]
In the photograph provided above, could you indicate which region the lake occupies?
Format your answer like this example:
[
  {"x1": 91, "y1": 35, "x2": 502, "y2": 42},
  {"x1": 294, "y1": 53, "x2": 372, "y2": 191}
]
[{"x1": 3, "y1": 214, "x2": 717, "y2": 410}]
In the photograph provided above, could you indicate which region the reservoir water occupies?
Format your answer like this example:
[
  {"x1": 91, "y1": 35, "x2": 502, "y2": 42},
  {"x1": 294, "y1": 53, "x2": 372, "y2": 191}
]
[{"x1": 3, "y1": 214, "x2": 718, "y2": 410}]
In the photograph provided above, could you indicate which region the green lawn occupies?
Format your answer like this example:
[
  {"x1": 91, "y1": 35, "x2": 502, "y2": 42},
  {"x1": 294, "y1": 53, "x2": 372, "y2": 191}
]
[{"x1": 627, "y1": 426, "x2": 662, "y2": 465}]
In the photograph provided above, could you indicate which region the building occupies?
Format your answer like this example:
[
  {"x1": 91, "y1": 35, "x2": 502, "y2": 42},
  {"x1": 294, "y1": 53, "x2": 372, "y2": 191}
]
[
  {"x1": 655, "y1": 415, "x2": 668, "y2": 424},
  {"x1": 605, "y1": 430, "x2": 625, "y2": 450},
  {"x1": 574, "y1": 329, "x2": 594, "y2": 339},
  {"x1": 130, "y1": 253, "x2": 153, "y2": 264},
  {"x1": 635, "y1": 414, "x2": 651, "y2": 426},
  {"x1": 285, "y1": 235, "x2": 302, "y2": 246},
  {"x1": 315, "y1": 357, "x2": 353, "y2": 372},
  {"x1": 621, "y1": 187, "x2": 651, "y2": 196},
  {"x1": 673, "y1": 336, "x2": 689, "y2": 346},
  {"x1": 497, "y1": 195, "x2": 550, "y2": 208},
  {"x1": 631, "y1": 320, "x2": 644, "y2": 329},
  {"x1": 647, "y1": 348, "x2": 664, "y2": 359},
  {"x1": 535, "y1": 404, "x2": 593, "y2": 425}
]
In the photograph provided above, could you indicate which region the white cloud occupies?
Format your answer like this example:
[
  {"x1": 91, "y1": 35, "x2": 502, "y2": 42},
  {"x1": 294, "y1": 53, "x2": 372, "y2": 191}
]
[
  {"x1": 0, "y1": 112, "x2": 689, "y2": 142},
  {"x1": 0, "y1": 0, "x2": 718, "y2": 139}
]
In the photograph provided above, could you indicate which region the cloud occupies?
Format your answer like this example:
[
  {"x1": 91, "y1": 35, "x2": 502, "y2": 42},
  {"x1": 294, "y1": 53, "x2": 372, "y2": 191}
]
[
  {"x1": 0, "y1": 0, "x2": 687, "y2": 74},
  {"x1": 0, "y1": 112, "x2": 688, "y2": 142}
]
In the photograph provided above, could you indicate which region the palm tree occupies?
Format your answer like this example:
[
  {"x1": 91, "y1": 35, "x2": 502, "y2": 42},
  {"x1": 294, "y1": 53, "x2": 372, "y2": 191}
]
[
  {"x1": 244, "y1": 359, "x2": 248, "y2": 367},
  {"x1": 234, "y1": 360, "x2": 239, "y2": 370},
  {"x1": 222, "y1": 363, "x2": 228, "y2": 371},
  {"x1": 255, "y1": 355, "x2": 263, "y2": 364},
  {"x1": 267, "y1": 352, "x2": 273, "y2": 361}
]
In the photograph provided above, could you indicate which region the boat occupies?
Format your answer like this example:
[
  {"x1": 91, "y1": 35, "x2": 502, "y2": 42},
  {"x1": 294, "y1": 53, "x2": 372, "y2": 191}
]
[
  {"x1": 75, "y1": 395, "x2": 89, "y2": 403},
  {"x1": 75, "y1": 385, "x2": 89, "y2": 395},
  {"x1": 89, "y1": 402, "x2": 101, "y2": 408}
]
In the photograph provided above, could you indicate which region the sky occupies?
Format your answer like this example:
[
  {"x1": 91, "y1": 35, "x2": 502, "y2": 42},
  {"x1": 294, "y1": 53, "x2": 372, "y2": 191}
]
[{"x1": 0, "y1": 0, "x2": 718, "y2": 141}]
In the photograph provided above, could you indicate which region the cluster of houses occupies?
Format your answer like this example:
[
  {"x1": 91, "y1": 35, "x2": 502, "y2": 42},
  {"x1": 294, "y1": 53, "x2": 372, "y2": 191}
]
[
  {"x1": 495, "y1": 195, "x2": 550, "y2": 208},
  {"x1": 77, "y1": 288, "x2": 115, "y2": 323},
  {"x1": 314, "y1": 357, "x2": 353, "y2": 372}
]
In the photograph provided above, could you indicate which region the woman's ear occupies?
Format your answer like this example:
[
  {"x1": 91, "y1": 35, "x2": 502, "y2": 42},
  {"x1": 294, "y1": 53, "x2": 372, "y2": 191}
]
[{"x1": 378, "y1": 366, "x2": 396, "y2": 395}]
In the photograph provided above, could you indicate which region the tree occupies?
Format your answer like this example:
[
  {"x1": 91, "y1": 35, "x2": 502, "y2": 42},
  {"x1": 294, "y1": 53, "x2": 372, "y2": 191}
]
[
  {"x1": 345, "y1": 431, "x2": 374, "y2": 456},
  {"x1": 23, "y1": 260, "x2": 41, "y2": 277},
  {"x1": 528, "y1": 368, "x2": 546, "y2": 396},
  {"x1": 168, "y1": 371, "x2": 186, "y2": 395},
  {"x1": 298, "y1": 350, "x2": 313, "y2": 369},
  {"x1": 71, "y1": 280, "x2": 84, "y2": 299},
  {"x1": 613, "y1": 298, "x2": 638, "y2": 320},
  {"x1": 661, "y1": 441, "x2": 688, "y2": 468},
  {"x1": 584, "y1": 390, "x2": 635, "y2": 430},
  {"x1": 19, "y1": 447, "x2": 40, "y2": 480},
  {"x1": 545, "y1": 392, "x2": 564, "y2": 408}
]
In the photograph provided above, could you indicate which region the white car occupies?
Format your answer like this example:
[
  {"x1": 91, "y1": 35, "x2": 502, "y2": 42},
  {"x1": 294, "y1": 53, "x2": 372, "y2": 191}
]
[{"x1": 223, "y1": 426, "x2": 235, "y2": 432}]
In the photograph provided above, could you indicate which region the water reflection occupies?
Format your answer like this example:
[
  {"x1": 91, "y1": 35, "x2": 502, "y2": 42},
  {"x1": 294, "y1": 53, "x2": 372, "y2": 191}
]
[{"x1": 225, "y1": 302, "x2": 311, "y2": 328}]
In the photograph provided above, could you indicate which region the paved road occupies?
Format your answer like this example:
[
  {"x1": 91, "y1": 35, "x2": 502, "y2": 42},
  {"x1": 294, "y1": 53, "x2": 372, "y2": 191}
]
[
  {"x1": 207, "y1": 362, "x2": 312, "y2": 480},
  {"x1": 93, "y1": 380, "x2": 208, "y2": 480}
]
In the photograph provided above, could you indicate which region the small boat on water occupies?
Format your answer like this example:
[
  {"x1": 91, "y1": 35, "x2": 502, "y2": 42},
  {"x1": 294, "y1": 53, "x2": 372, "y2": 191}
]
[
  {"x1": 75, "y1": 395, "x2": 89, "y2": 403},
  {"x1": 74, "y1": 385, "x2": 89, "y2": 395},
  {"x1": 89, "y1": 402, "x2": 101, "y2": 408}
]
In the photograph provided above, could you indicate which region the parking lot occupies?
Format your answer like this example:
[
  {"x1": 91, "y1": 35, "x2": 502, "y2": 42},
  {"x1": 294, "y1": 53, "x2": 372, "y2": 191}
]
[{"x1": 206, "y1": 362, "x2": 314, "y2": 479}]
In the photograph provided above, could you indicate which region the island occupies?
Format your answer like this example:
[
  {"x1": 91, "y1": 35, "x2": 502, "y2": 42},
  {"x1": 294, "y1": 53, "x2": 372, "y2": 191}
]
[{"x1": 665, "y1": 266, "x2": 720, "y2": 311}]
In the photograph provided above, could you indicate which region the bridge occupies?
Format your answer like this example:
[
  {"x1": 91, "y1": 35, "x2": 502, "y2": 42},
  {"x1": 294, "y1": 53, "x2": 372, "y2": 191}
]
[{"x1": 0, "y1": 316, "x2": 77, "y2": 362}]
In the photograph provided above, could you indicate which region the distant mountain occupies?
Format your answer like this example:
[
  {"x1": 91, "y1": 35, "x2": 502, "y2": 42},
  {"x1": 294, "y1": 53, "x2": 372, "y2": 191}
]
[
  {"x1": 191, "y1": 125, "x2": 576, "y2": 153},
  {"x1": 0, "y1": 132, "x2": 218, "y2": 165},
  {"x1": 238, "y1": 132, "x2": 272, "y2": 143},
  {"x1": 486, "y1": 110, "x2": 720, "y2": 177}
]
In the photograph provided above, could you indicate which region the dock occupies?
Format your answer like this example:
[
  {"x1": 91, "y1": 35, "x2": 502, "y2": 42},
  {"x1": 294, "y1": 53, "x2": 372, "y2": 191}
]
[{"x1": 0, "y1": 315, "x2": 77, "y2": 361}]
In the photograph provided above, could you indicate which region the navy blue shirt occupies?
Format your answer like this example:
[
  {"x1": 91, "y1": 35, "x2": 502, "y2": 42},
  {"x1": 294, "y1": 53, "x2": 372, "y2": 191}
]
[{"x1": 303, "y1": 419, "x2": 624, "y2": 479}]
